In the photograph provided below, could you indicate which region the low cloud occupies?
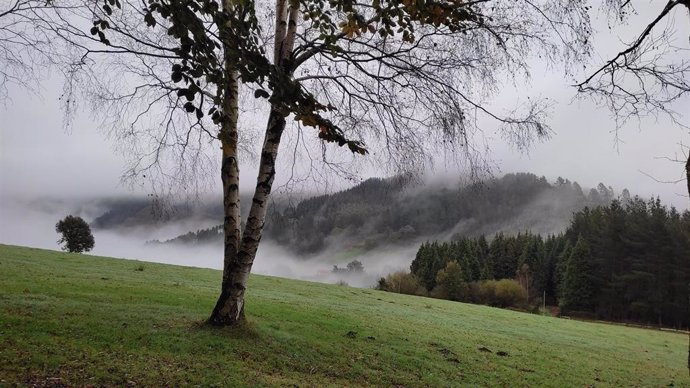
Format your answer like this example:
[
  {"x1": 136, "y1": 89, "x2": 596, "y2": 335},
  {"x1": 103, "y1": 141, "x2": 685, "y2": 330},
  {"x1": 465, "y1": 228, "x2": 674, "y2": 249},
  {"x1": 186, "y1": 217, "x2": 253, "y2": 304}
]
[{"x1": 0, "y1": 196, "x2": 418, "y2": 289}]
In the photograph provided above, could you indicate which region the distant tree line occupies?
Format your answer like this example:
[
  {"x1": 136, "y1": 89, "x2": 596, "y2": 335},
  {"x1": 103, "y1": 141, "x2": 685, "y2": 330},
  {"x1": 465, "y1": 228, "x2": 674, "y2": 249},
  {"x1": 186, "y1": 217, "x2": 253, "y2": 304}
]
[
  {"x1": 146, "y1": 225, "x2": 224, "y2": 246},
  {"x1": 389, "y1": 197, "x2": 689, "y2": 328},
  {"x1": 332, "y1": 260, "x2": 364, "y2": 274}
]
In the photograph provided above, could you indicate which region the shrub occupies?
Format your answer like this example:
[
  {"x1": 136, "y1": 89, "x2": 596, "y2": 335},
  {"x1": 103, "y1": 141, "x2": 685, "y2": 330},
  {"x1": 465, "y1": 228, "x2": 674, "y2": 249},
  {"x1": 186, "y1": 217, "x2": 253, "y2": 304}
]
[
  {"x1": 467, "y1": 280, "x2": 496, "y2": 305},
  {"x1": 375, "y1": 277, "x2": 388, "y2": 290},
  {"x1": 465, "y1": 279, "x2": 527, "y2": 309},
  {"x1": 381, "y1": 271, "x2": 427, "y2": 296},
  {"x1": 493, "y1": 279, "x2": 528, "y2": 308}
]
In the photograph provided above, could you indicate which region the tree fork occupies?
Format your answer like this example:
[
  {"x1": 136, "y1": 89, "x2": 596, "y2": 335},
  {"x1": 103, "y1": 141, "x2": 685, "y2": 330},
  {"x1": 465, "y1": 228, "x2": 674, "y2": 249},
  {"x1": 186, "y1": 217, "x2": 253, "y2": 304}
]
[
  {"x1": 208, "y1": 0, "x2": 296, "y2": 325},
  {"x1": 208, "y1": 109, "x2": 287, "y2": 325}
]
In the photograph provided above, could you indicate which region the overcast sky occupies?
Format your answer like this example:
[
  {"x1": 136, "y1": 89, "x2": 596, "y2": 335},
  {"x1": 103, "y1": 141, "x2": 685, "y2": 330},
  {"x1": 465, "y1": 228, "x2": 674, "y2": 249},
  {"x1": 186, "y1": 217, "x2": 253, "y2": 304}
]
[{"x1": 1, "y1": 1, "x2": 689, "y2": 217}]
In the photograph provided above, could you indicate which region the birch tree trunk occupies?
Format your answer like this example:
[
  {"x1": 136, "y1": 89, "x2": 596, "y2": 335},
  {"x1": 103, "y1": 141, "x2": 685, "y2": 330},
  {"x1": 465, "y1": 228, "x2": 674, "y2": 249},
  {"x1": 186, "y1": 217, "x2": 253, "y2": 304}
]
[
  {"x1": 208, "y1": 0, "x2": 296, "y2": 325},
  {"x1": 208, "y1": 0, "x2": 244, "y2": 325},
  {"x1": 686, "y1": 153, "x2": 689, "y2": 203},
  {"x1": 208, "y1": 66, "x2": 243, "y2": 325}
]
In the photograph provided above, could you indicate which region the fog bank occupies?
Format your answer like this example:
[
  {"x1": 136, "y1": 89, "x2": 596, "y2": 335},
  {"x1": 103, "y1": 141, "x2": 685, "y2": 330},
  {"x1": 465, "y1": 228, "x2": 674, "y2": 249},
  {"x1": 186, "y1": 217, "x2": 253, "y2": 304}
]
[{"x1": 0, "y1": 197, "x2": 417, "y2": 288}]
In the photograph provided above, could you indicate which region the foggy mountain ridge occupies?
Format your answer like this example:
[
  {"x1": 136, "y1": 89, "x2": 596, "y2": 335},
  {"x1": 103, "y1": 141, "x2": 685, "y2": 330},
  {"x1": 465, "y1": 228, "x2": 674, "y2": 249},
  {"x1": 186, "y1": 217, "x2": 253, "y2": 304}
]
[
  {"x1": 265, "y1": 172, "x2": 615, "y2": 254},
  {"x1": 91, "y1": 197, "x2": 221, "y2": 229},
  {"x1": 147, "y1": 173, "x2": 619, "y2": 255},
  {"x1": 88, "y1": 193, "x2": 303, "y2": 230}
]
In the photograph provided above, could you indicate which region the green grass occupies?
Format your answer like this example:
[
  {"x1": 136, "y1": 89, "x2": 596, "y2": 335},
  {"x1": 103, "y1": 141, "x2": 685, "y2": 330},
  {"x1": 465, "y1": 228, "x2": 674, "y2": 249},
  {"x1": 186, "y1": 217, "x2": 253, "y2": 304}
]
[{"x1": 0, "y1": 244, "x2": 687, "y2": 387}]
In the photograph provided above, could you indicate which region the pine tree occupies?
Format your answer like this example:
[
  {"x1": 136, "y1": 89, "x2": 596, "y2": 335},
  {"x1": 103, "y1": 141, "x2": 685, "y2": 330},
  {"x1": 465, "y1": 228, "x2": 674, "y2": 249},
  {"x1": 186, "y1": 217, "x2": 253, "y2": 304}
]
[
  {"x1": 560, "y1": 236, "x2": 595, "y2": 314},
  {"x1": 477, "y1": 235, "x2": 493, "y2": 280},
  {"x1": 434, "y1": 261, "x2": 468, "y2": 302}
]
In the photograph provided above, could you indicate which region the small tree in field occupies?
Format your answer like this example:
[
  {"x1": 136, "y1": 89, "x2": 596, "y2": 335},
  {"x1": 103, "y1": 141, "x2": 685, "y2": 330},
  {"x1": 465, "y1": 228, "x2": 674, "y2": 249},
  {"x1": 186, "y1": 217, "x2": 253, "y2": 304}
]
[{"x1": 56, "y1": 215, "x2": 95, "y2": 253}]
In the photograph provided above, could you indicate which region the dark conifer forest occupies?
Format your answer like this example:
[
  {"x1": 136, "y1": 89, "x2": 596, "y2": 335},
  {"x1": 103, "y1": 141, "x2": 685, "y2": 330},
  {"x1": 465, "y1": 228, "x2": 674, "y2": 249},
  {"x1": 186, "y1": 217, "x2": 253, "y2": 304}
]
[{"x1": 409, "y1": 197, "x2": 690, "y2": 328}]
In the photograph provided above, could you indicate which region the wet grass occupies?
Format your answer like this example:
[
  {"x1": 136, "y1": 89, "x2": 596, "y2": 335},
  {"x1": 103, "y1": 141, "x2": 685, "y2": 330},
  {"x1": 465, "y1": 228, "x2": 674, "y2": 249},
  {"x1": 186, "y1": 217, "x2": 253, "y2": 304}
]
[{"x1": 1, "y1": 244, "x2": 688, "y2": 387}]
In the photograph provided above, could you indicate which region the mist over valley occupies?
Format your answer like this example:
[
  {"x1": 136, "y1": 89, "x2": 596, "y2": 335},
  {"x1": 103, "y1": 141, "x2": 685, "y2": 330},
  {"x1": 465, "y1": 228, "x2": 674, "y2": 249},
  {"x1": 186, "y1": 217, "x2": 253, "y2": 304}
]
[{"x1": 2, "y1": 172, "x2": 636, "y2": 288}]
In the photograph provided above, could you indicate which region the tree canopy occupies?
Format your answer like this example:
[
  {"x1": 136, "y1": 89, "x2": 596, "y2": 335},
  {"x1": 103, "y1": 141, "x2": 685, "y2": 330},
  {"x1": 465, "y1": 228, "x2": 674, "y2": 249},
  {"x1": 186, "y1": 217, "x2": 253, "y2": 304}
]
[{"x1": 55, "y1": 215, "x2": 96, "y2": 253}]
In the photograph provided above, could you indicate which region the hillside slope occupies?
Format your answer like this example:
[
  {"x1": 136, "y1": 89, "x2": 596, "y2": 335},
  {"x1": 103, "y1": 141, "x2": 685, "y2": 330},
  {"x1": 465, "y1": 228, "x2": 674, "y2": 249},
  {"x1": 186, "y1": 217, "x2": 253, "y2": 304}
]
[
  {"x1": 157, "y1": 173, "x2": 614, "y2": 254},
  {"x1": 0, "y1": 244, "x2": 687, "y2": 387}
]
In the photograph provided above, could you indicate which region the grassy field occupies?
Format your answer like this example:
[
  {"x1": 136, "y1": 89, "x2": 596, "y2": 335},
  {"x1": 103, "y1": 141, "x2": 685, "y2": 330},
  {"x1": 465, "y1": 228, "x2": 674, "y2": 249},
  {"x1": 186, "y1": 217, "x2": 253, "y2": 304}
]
[{"x1": 0, "y1": 244, "x2": 688, "y2": 387}]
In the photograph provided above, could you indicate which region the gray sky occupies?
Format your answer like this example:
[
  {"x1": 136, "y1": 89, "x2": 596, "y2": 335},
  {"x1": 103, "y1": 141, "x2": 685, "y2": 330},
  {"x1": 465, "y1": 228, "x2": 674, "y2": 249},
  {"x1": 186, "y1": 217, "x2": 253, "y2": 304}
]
[{"x1": 1, "y1": 1, "x2": 689, "y2": 211}]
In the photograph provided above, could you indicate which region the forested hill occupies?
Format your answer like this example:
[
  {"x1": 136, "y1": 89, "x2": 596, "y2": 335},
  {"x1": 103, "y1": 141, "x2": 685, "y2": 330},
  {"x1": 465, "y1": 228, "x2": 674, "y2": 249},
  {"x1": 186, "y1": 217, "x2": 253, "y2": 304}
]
[
  {"x1": 142, "y1": 173, "x2": 617, "y2": 251},
  {"x1": 264, "y1": 173, "x2": 615, "y2": 254}
]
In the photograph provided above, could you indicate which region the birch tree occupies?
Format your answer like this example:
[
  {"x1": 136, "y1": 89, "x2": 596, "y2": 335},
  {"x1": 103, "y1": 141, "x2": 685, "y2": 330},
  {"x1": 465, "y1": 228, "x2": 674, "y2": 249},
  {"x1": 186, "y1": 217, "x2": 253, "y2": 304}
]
[
  {"x1": 0, "y1": 0, "x2": 72, "y2": 101},
  {"x1": 20, "y1": 0, "x2": 593, "y2": 325}
]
